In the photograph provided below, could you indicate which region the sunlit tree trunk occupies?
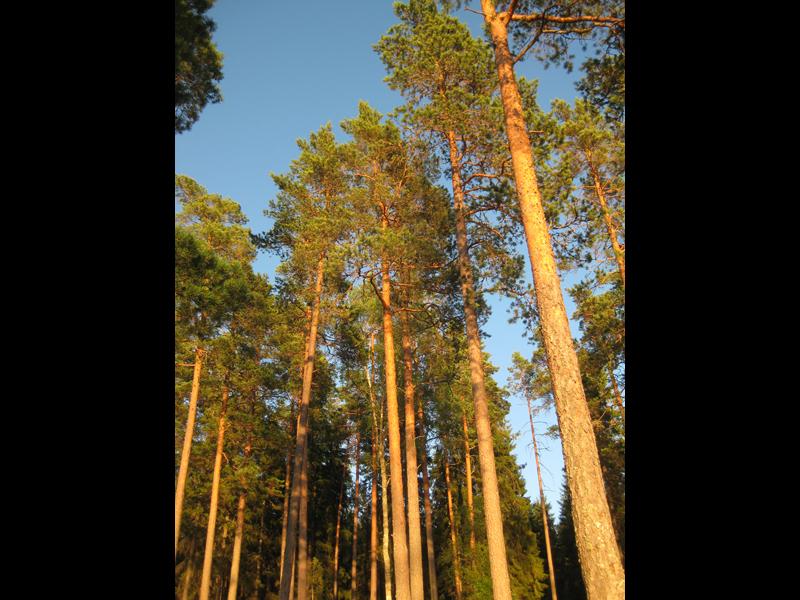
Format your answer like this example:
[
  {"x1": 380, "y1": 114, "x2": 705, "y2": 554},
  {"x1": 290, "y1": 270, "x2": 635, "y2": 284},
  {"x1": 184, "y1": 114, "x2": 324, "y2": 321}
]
[
  {"x1": 446, "y1": 129, "x2": 512, "y2": 600},
  {"x1": 524, "y1": 393, "x2": 558, "y2": 600},
  {"x1": 586, "y1": 152, "x2": 625, "y2": 287},
  {"x1": 399, "y1": 294, "x2": 425, "y2": 600},
  {"x1": 351, "y1": 431, "x2": 361, "y2": 600},
  {"x1": 176, "y1": 347, "x2": 205, "y2": 557},
  {"x1": 227, "y1": 437, "x2": 253, "y2": 600},
  {"x1": 417, "y1": 396, "x2": 437, "y2": 600},
  {"x1": 297, "y1": 433, "x2": 311, "y2": 600},
  {"x1": 479, "y1": 4, "x2": 625, "y2": 598},
  {"x1": 460, "y1": 411, "x2": 476, "y2": 553},
  {"x1": 279, "y1": 256, "x2": 325, "y2": 600},
  {"x1": 380, "y1": 213, "x2": 412, "y2": 600},
  {"x1": 199, "y1": 386, "x2": 229, "y2": 600},
  {"x1": 370, "y1": 422, "x2": 379, "y2": 600},
  {"x1": 333, "y1": 472, "x2": 345, "y2": 600},
  {"x1": 444, "y1": 454, "x2": 463, "y2": 600}
]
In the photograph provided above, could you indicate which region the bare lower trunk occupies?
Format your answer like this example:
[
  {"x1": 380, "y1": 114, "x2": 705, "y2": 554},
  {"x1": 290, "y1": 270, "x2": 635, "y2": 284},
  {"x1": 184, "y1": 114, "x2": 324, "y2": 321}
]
[
  {"x1": 255, "y1": 499, "x2": 266, "y2": 598},
  {"x1": 227, "y1": 490, "x2": 248, "y2": 600},
  {"x1": 446, "y1": 129, "x2": 512, "y2": 600},
  {"x1": 279, "y1": 443, "x2": 292, "y2": 588},
  {"x1": 479, "y1": 4, "x2": 625, "y2": 598},
  {"x1": 279, "y1": 257, "x2": 325, "y2": 600},
  {"x1": 199, "y1": 386, "x2": 229, "y2": 600},
  {"x1": 417, "y1": 396, "x2": 437, "y2": 600},
  {"x1": 525, "y1": 393, "x2": 558, "y2": 600},
  {"x1": 333, "y1": 474, "x2": 344, "y2": 600},
  {"x1": 587, "y1": 155, "x2": 625, "y2": 287},
  {"x1": 461, "y1": 412, "x2": 476, "y2": 553},
  {"x1": 380, "y1": 237, "x2": 412, "y2": 600},
  {"x1": 176, "y1": 347, "x2": 205, "y2": 557},
  {"x1": 444, "y1": 455, "x2": 463, "y2": 600},
  {"x1": 181, "y1": 537, "x2": 197, "y2": 600},
  {"x1": 399, "y1": 299, "x2": 425, "y2": 600},
  {"x1": 370, "y1": 425, "x2": 379, "y2": 600},
  {"x1": 297, "y1": 433, "x2": 310, "y2": 600},
  {"x1": 351, "y1": 432, "x2": 361, "y2": 600}
]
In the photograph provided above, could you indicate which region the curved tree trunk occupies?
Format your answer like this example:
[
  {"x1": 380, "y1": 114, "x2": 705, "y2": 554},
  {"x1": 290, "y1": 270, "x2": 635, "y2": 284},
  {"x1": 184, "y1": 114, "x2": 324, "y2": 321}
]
[
  {"x1": 479, "y1": 4, "x2": 625, "y2": 598},
  {"x1": 399, "y1": 295, "x2": 425, "y2": 600},
  {"x1": 176, "y1": 347, "x2": 205, "y2": 557},
  {"x1": 199, "y1": 386, "x2": 229, "y2": 600},
  {"x1": 446, "y1": 129, "x2": 513, "y2": 600},
  {"x1": 279, "y1": 256, "x2": 326, "y2": 600}
]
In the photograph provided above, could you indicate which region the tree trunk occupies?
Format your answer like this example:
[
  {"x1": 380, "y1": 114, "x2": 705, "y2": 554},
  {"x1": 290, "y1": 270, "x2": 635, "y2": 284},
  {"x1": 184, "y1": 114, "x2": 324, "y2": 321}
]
[
  {"x1": 199, "y1": 386, "x2": 229, "y2": 600},
  {"x1": 367, "y1": 333, "x2": 393, "y2": 600},
  {"x1": 460, "y1": 411, "x2": 476, "y2": 553},
  {"x1": 399, "y1": 296, "x2": 425, "y2": 600},
  {"x1": 227, "y1": 438, "x2": 253, "y2": 600},
  {"x1": 609, "y1": 368, "x2": 625, "y2": 426},
  {"x1": 587, "y1": 154, "x2": 625, "y2": 287},
  {"x1": 279, "y1": 441, "x2": 292, "y2": 588},
  {"x1": 446, "y1": 128, "x2": 513, "y2": 600},
  {"x1": 176, "y1": 346, "x2": 205, "y2": 557},
  {"x1": 444, "y1": 455, "x2": 463, "y2": 600},
  {"x1": 351, "y1": 431, "x2": 361, "y2": 600},
  {"x1": 417, "y1": 396, "x2": 438, "y2": 600},
  {"x1": 279, "y1": 256, "x2": 325, "y2": 600},
  {"x1": 297, "y1": 431, "x2": 311, "y2": 600},
  {"x1": 370, "y1": 420, "x2": 379, "y2": 600},
  {"x1": 254, "y1": 499, "x2": 266, "y2": 599},
  {"x1": 479, "y1": 4, "x2": 626, "y2": 598},
  {"x1": 181, "y1": 537, "x2": 197, "y2": 600},
  {"x1": 380, "y1": 225, "x2": 412, "y2": 600},
  {"x1": 333, "y1": 472, "x2": 345, "y2": 600},
  {"x1": 525, "y1": 392, "x2": 558, "y2": 600}
]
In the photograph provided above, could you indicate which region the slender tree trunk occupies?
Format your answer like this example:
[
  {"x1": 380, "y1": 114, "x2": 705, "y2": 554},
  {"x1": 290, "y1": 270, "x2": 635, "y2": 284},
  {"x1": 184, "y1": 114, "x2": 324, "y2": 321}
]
[
  {"x1": 367, "y1": 333, "x2": 393, "y2": 600},
  {"x1": 279, "y1": 256, "x2": 325, "y2": 600},
  {"x1": 351, "y1": 431, "x2": 361, "y2": 600},
  {"x1": 279, "y1": 442, "x2": 292, "y2": 588},
  {"x1": 399, "y1": 295, "x2": 425, "y2": 600},
  {"x1": 587, "y1": 154, "x2": 625, "y2": 287},
  {"x1": 446, "y1": 129, "x2": 512, "y2": 600},
  {"x1": 370, "y1": 420, "x2": 379, "y2": 600},
  {"x1": 227, "y1": 438, "x2": 253, "y2": 600},
  {"x1": 525, "y1": 393, "x2": 558, "y2": 600},
  {"x1": 176, "y1": 347, "x2": 205, "y2": 557},
  {"x1": 333, "y1": 472, "x2": 345, "y2": 600},
  {"x1": 460, "y1": 412, "x2": 476, "y2": 553},
  {"x1": 479, "y1": 4, "x2": 626, "y2": 598},
  {"x1": 609, "y1": 368, "x2": 625, "y2": 426},
  {"x1": 199, "y1": 386, "x2": 229, "y2": 600},
  {"x1": 181, "y1": 537, "x2": 197, "y2": 600},
  {"x1": 444, "y1": 455, "x2": 463, "y2": 600},
  {"x1": 254, "y1": 499, "x2": 266, "y2": 599},
  {"x1": 380, "y1": 222, "x2": 412, "y2": 600},
  {"x1": 417, "y1": 398, "x2": 437, "y2": 600},
  {"x1": 297, "y1": 432, "x2": 311, "y2": 600}
]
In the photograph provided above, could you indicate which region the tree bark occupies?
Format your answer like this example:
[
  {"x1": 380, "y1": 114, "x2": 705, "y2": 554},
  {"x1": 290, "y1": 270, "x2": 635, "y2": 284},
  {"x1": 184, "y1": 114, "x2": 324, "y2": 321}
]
[
  {"x1": 399, "y1": 296, "x2": 425, "y2": 600},
  {"x1": 297, "y1": 431, "x2": 311, "y2": 600},
  {"x1": 333, "y1": 469, "x2": 345, "y2": 600},
  {"x1": 417, "y1": 396, "x2": 438, "y2": 600},
  {"x1": 380, "y1": 219, "x2": 412, "y2": 600},
  {"x1": 446, "y1": 128, "x2": 513, "y2": 600},
  {"x1": 351, "y1": 431, "x2": 361, "y2": 600},
  {"x1": 176, "y1": 346, "x2": 205, "y2": 557},
  {"x1": 587, "y1": 153, "x2": 625, "y2": 287},
  {"x1": 460, "y1": 411, "x2": 476, "y2": 553},
  {"x1": 370, "y1": 419, "x2": 379, "y2": 600},
  {"x1": 279, "y1": 256, "x2": 325, "y2": 600},
  {"x1": 525, "y1": 392, "x2": 558, "y2": 600},
  {"x1": 181, "y1": 537, "x2": 197, "y2": 600},
  {"x1": 479, "y1": 3, "x2": 626, "y2": 598},
  {"x1": 444, "y1": 455, "x2": 463, "y2": 600},
  {"x1": 227, "y1": 438, "x2": 253, "y2": 600},
  {"x1": 199, "y1": 386, "x2": 229, "y2": 600}
]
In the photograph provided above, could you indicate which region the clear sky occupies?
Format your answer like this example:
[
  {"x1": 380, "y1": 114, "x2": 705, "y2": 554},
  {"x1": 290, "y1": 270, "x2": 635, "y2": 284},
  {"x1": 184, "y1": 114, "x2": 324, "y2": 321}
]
[{"x1": 176, "y1": 0, "x2": 590, "y2": 522}]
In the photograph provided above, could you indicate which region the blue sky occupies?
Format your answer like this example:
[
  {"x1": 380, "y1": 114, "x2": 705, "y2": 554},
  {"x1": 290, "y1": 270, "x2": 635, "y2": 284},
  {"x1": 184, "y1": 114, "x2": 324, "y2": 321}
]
[{"x1": 176, "y1": 0, "x2": 591, "y2": 521}]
